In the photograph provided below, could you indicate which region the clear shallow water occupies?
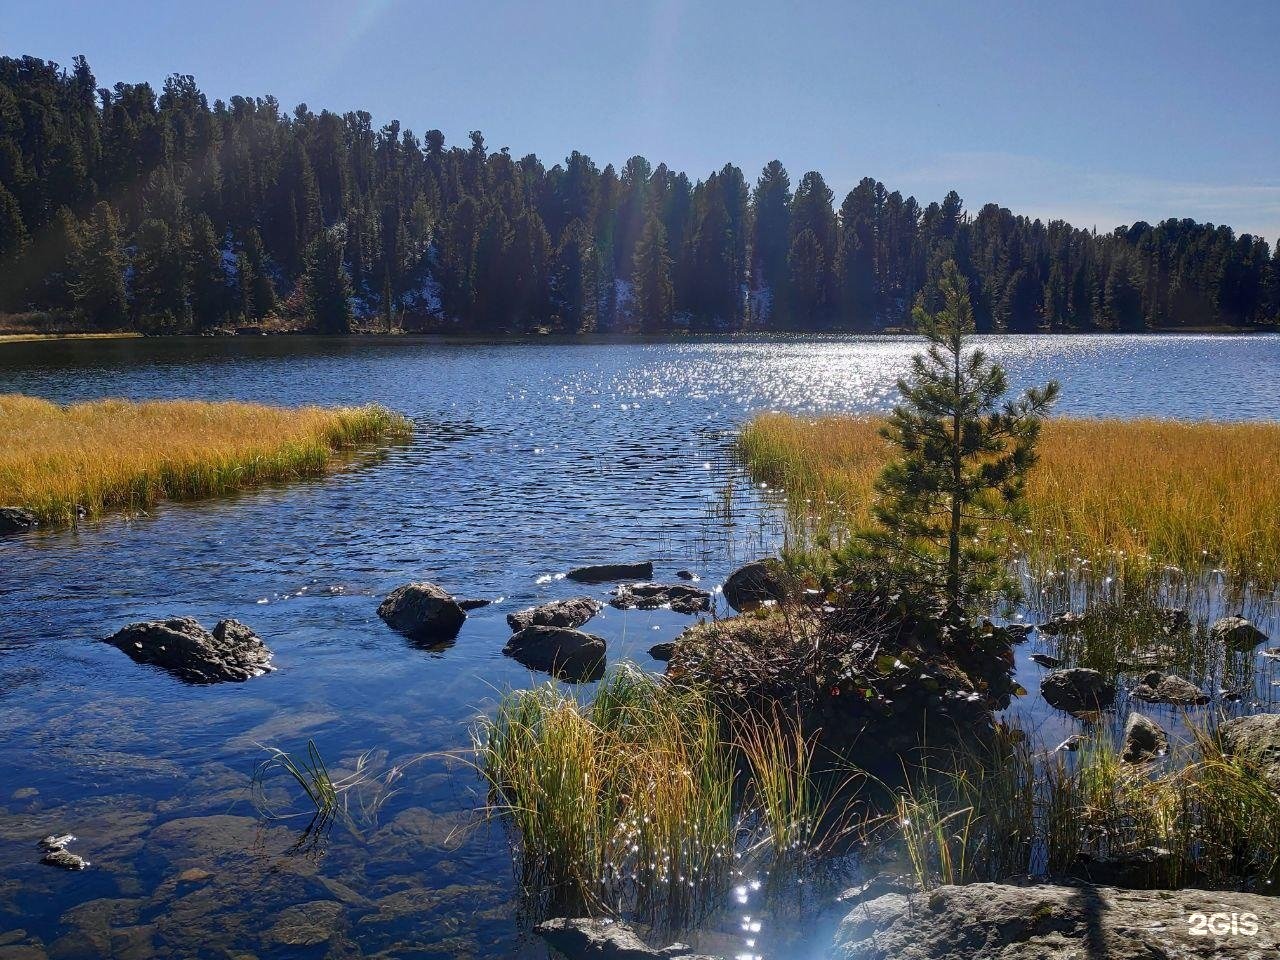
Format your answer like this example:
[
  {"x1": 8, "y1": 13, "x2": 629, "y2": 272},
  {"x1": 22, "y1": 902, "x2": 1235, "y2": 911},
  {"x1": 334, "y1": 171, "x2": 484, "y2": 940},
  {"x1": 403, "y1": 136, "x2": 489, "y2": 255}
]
[{"x1": 1, "y1": 333, "x2": 1279, "y2": 959}]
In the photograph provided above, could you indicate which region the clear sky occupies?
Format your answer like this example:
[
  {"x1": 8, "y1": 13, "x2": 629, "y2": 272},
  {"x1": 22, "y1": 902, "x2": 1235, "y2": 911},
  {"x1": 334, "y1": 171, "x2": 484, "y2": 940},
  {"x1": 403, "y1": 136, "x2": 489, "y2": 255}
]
[{"x1": 5, "y1": 0, "x2": 1279, "y2": 240}]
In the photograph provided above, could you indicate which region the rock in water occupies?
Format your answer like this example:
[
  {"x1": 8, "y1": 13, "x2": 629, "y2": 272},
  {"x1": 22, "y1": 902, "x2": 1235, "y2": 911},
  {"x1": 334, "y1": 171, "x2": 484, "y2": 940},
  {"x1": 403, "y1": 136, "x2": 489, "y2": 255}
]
[
  {"x1": 457, "y1": 598, "x2": 492, "y2": 611},
  {"x1": 1029, "y1": 652, "x2": 1061, "y2": 668},
  {"x1": 648, "y1": 641, "x2": 676, "y2": 661},
  {"x1": 506, "y1": 597, "x2": 603, "y2": 632},
  {"x1": 610, "y1": 582, "x2": 711, "y2": 614},
  {"x1": 721, "y1": 559, "x2": 789, "y2": 611},
  {"x1": 534, "y1": 917, "x2": 722, "y2": 959},
  {"x1": 377, "y1": 583, "x2": 466, "y2": 640},
  {"x1": 1121, "y1": 712, "x2": 1168, "y2": 762},
  {"x1": 675, "y1": 570, "x2": 699, "y2": 581},
  {"x1": 38, "y1": 834, "x2": 88, "y2": 870},
  {"x1": 102, "y1": 617, "x2": 273, "y2": 683},
  {"x1": 831, "y1": 882, "x2": 1278, "y2": 959},
  {"x1": 503, "y1": 626, "x2": 606, "y2": 682},
  {"x1": 1210, "y1": 615, "x2": 1269, "y2": 650},
  {"x1": 1219, "y1": 713, "x2": 1280, "y2": 792},
  {"x1": 1040, "y1": 668, "x2": 1114, "y2": 714},
  {"x1": 1037, "y1": 610, "x2": 1089, "y2": 634},
  {"x1": 1131, "y1": 670, "x2": 1209, "y2": 705},
  {"x1": 565, "y1": 561, "x2": 653, "y2": 583},
  {"x1": 0, "y1": 506, "x2": 38, "y2": 533}
]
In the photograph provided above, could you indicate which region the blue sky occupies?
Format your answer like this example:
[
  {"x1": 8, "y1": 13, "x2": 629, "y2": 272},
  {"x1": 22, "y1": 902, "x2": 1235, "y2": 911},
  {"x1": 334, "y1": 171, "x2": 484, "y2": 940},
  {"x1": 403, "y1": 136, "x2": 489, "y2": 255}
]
[{"x1": 6, "y1": 0, "x2": 1279, "y2": 240}]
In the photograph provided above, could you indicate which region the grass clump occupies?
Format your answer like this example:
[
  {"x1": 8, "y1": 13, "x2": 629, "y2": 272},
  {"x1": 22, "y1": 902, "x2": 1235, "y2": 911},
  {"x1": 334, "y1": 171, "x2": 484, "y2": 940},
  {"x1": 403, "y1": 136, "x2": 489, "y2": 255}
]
[
  {"x1": 473, "y1": 664, "x2": 847, "y2": 925},
  {"x1": 0, "y1": 394, "x2": 411, "y2": 525},
  {"x1": 741, "y1": 412, "x2": 1280, "y2": 587}
]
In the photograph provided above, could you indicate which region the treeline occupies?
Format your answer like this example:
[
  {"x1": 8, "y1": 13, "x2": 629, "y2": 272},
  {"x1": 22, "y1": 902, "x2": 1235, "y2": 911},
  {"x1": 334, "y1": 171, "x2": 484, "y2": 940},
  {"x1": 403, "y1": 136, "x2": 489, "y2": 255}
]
[{"x1": 2, "y1": 54, "x2": 1278, "y2": 334}]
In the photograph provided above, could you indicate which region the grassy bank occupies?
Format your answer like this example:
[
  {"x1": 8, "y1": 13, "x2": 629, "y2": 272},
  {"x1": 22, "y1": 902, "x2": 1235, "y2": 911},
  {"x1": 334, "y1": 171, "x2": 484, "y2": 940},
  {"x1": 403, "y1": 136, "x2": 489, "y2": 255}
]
[
  {"x1": 0, "y1": 394, "x2": 411, "y2": 525},
  {"x1": 740, "y1": 413, "x2": 1280, "y2": 585}
]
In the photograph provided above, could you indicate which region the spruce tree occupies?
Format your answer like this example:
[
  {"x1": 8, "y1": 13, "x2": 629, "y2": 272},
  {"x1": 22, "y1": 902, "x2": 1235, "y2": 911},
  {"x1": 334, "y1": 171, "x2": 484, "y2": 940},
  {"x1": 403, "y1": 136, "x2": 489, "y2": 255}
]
[
  {"x1": 73, "y1": 202, "x2": 128, "y2": 329},
  {"x1": 631, "y1": 212, "x2": 673, "y2": 332},
  {"x1": 551, "y1": 219, "x2": 597, "y2": 333},
  {"x1": 788, "y1": 229, "x2": 826, "y2": 327},
  {"x1": 869, "y1": 259, "x2": 1059, "y2": 612},
  {"x1": 187, "y1": 213, "x2": 228, "y2": 327},
  {"x1": 303, "y1": 228, "x2": 353, "y2": 333},
  {"x1": 133, "y1": 218, "x2": 188, "y2": 330}
]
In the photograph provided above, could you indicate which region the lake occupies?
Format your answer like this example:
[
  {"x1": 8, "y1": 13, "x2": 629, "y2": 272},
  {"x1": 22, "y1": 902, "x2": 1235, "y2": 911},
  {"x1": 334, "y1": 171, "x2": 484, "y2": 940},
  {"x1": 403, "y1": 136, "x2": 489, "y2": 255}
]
[{"x1": 2, "y1": 333, "x2": 1279, "y2": 959}]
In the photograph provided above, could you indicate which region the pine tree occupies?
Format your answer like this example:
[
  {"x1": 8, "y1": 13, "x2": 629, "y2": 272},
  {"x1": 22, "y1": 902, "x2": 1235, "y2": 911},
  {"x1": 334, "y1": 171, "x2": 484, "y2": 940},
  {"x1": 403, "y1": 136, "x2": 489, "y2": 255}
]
[
  {"x1": 187, "y1": 213, "x2": 228, "y2": 327},
  {"x1": 73, "y1": 201, "x2": 128, "y2": 329},
  {"x1": 552, "y1": 219, "x2": 597, "y2": 333},
  {"x1": 1104, "y1": 254, "x2": 1144, "y2": 331},
  {"x1": 238, "y1": 228, "x2": 277, "y2": 320},
  {"x1": 869, "y1": 259, "x2": 1059, "y2": 611},
  {"x1": 303, "y1": 228, "x2": 353, "y2": 333},
  {"x1": 788, "y1": 229, "x2": 826, "y2": 327},
  {"x1": 132, "y1": 218, "x2": 188, "y2": 330},
  {"x1": 631, "y1": 212, "x2": 673, "y2": 332}
]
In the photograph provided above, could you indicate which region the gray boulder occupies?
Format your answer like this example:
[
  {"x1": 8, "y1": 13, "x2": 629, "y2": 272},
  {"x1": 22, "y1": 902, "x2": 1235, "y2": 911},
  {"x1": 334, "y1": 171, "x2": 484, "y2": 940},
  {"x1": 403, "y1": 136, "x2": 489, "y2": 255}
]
[
  {"x1": 722, "y1": 559, "x2": 789, "y2": 612},
  {"x1": 1121, "y1": 712, "x2": 1168, "y2": 762},
  {"x1": 831, "y1": 882, "x2": 1278, "y2": 959},
  {"x1": 1210, "y1": 615, "x2": 1269, "y2": 651},
  {"x1": 610, "y1": 582, "x2": 711, "y2": 615},
  {"x1": 0, "y1": 506, "x2": 38, "y2": 533},
  {"x1": 102, "y1": 617, "x2": 273, "y2": 683},
  {"x1": 566, "y1": 561, "x2": 653, "y2": 583},
  {"x1": 1040, "y1": 668, "x2": 1114, "y2": 714},
  {"x1": 504, "y1": 625, "x2": 606, "y2": 682},
  {"x1": 377, "y1": 583, "x2": 466, "y2": 639},
  {"x1": 534, "y1": 918, "x2": 720, "y2": 959},
  {"x1": 506, "y1": 597, "x2": 603, "y2": 632},
  {"x1": 1219, "y1": 713, "x2": 1280, "y2": 792},
  {"x1": 1131, "y1": 671, "x2": 1208, "y2": 705}
]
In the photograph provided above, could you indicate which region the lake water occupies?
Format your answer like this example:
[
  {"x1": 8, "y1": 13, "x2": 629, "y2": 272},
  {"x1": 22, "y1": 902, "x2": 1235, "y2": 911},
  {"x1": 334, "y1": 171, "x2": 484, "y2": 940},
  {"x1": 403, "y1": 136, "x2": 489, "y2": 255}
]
[{"x1": 2, "y1": 333, "x2": 1279, "y2": 959}]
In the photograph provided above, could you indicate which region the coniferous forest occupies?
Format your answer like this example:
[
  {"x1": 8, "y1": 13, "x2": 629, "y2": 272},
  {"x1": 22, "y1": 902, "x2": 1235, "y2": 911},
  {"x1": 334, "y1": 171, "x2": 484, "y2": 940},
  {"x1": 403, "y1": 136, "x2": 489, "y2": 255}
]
[{"x1": 2, "y1": 55, "x2": 1278, "y2": 335}]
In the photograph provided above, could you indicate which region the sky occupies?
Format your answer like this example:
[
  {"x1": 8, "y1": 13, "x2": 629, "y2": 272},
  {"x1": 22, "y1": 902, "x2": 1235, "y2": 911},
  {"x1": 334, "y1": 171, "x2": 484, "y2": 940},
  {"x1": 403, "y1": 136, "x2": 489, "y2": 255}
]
[{"x1": 5, "y1": 0, "x2": 1279, "y2": 240}]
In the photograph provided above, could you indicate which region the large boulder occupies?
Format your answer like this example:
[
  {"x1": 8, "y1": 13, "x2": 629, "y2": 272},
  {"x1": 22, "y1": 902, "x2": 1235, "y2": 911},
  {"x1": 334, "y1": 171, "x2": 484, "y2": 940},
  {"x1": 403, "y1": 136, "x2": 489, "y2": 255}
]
[
  {"x1": 565, "y1": 561, "x2": 653, "y2": 583},
  {"x1": 1040, "y1": 668, "x2": 1114, "y2": 715},
  {"x1": 1121, "y1": 712, "x2": 1168, "y2": 762},
  {"x1": 0, "y1": 506, "x2": 38, "y2": 533},
  {"x1": 503, "y1": 625, "x2": 606, "y2": 682},
  {"x1": 506, "y1": 597, "x2": 603, "y2": 632},
  {"x1": 610, "y1": 582, "x2": 711, "y2": 615},
  {"x1": 1219, "y1": 713, "x2": 1280, "y2": 791},
  {"x1": 534, "y1": 917, "x2": 720, "y2": 959},
  {"x1": 377, "y1": 583, "x2": 466, "y2": 640},
  {"x1": 721, "y1": 559, "x2": 789, "y2": 612},
  {"x1": 831, "y1": 882, "x2": 1279, "y2": 959},
  {"x1": 1210, "y1": 615, "x2": 1269, "y2": 651},
  {"x1": 1131, "y1": 671, "x2": 1208, "y2": 706},
  {"x1": 102, "y1": 617, "x2": 273, "y2": 683}
]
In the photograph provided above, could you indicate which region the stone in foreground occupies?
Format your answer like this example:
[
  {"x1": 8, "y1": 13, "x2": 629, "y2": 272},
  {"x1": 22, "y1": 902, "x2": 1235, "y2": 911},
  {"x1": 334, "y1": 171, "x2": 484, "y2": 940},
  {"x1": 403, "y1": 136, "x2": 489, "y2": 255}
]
[
  {"x1": 377, "y1": 582, "x2": 466, "y2": 640},
  {"x1": 610, "y1": 582, "x2": 711, "y2": 615},
  {"x1": 1040, "y1": 667, "x2": 1114, "y2": 715},
  {"x1": 535, "y1": 917, "x2": 721, "y2": 959},
  {"x1": 503, "y1": 625, "x2": 606, "y2": 682},
  {"x1": 38, "y1": 833, "x2": 88, "y2": 871},
  {"x1": 565, "y1": 561, "x2": 653, "y2": 583},
  {"x1": 1121, "y1": 711, "x2": 1168, "y2": 762},
  {"x1": 1131, "y1": 670, "x2": 1208, "y2": 705},
  {"x1": 831, "y1": 882, "x2": 1278, "y2": 959},
  {"x1": 1219, "y1": 712, "x2": 1280, "y2": 792},
  {"x1": 1210, "y1": 615, "x2": 1269, "y2": 651},
  {"x1": 721, "y1": 559, "x2": 789, "y2": 611},
  {"x1": 506, "y1": 597, "x2": 603, "y2": 632},
  {"x1": 0, "y1": 506, "x2": 38, "y2": 533},
  {"x1": 102, "y1": 616, "x2": 273, "y2": 683}
]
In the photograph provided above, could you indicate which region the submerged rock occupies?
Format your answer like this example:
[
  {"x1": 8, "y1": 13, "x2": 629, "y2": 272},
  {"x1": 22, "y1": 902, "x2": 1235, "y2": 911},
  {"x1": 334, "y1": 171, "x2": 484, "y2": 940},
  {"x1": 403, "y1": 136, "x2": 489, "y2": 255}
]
[
  {"x1": 1210, "y1": 615, "x2": 1269, "y2": 651},
  {"x1": 610, "y1": 582, "x2": 711, "y2": 615},
  {"x1": 506, "y1": 597, "x2": 602, "y2": 632},
  {"x1": 1131, "y1": 670, "x2": 1208, "y2": 705},
  {"x1": 102, "y1": 617, "x2": 273, "y2": 683},
  {"x1": 1121, "y1": 712, "x2": 1168, "y2": 762},
  {"x1": 831, "y1": 882, "x2": 1279, "y2": 959},
  {"x1": 721, "y1": 559, "x2": 789, "y2": 611},
  {"x1": 535, "y1": 917, "x2": 721, "y2": 959},
  {"x1": 1219, "y1": 713, "x2": 1280, "y2": 791},
  {"x1": 0, "y1": 506, "x2": 38, "y2": 533},
  {"x1": 1040, "y1": 667, "x2": 1114, "y2": 714},
  {"x1": 675, "y1": 570, "x2": 699, "y2": 581},
  {"x1": 1037, "y1": 610, "x2": 1088, "y2": 635},
  {"x1": 503, "y1": 625, "x2": 606, "y2": 682},
  {"x1": 377, "y1": 583, "x2": 466, "y2": 640},
  {"x1": 565, "y1": 561, "x2": 653, "y2": 583},
  {"x1": 1028, "y1": 652, "x2": 1061, "y2": 669}
]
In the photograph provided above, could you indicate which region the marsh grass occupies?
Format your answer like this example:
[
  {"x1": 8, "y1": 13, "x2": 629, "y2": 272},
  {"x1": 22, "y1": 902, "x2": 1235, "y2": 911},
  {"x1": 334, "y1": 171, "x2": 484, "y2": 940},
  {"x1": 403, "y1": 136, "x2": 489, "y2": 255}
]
[
  {"x1": 0, "y1": 394, "x2": 411, "y2": 525},
  {"x1": 893, "y1": 721, "x2": 1280, "y2": 892},
  {"x1": 740, "y1": 413, "x2": 1280, "y2": 588},
  {"x1": 473, "y1": 664, "x2": 856, "y2": 926}
]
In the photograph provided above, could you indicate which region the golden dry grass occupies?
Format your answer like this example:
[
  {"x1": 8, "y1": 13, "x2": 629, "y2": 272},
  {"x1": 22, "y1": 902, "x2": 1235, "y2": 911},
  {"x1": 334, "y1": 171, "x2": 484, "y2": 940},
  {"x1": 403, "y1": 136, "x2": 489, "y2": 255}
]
[
  {"x1": 0, "y1": 394, "x2": 411, "y2": 525},
  {"x1": 740, "y1": 412, "x2": 1280, "y2": 583}
]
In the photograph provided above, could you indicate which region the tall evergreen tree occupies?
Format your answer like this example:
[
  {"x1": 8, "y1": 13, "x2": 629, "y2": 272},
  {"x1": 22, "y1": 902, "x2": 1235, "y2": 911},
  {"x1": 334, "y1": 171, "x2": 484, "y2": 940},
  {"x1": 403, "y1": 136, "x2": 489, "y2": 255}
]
[
  {"x1": 788, "y1": 229, "x2": 826, "y2": 327},
  {"x1": 552, "y1": 219, "x2": 597, "y2": 333},
  {"x1": 868, "y1": 260, "x2": 1059, "y2": 611},
  {"x1": 303, "y1": 228, "x2": 353, "y2": 333},
  {"x1": 631, "y1": 212, "x2": 673, "y2": 333},
  {"x1": 73, "y1": 201, "x2": 128, "y2": 329},
  {"x1": 132, "y1": 218, "x2": 187, "y2": 330},
  {"x1": 186, "y1": 213, "x2": 227, "y2": 327}
]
